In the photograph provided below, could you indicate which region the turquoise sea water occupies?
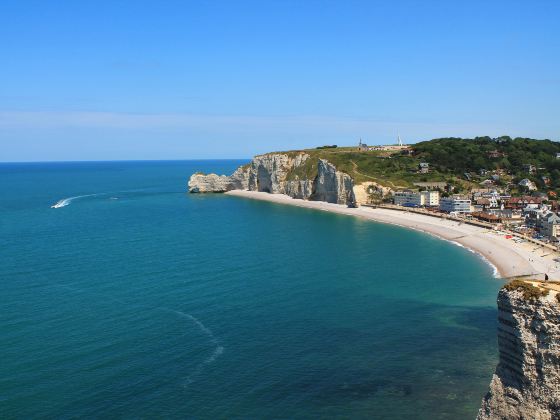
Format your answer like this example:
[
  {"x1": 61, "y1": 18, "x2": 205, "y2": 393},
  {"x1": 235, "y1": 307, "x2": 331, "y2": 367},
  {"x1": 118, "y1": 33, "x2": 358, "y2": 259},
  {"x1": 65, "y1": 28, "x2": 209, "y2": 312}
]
[{"x1": 0, "y1": 160, "x2": 502, "y2": 419}]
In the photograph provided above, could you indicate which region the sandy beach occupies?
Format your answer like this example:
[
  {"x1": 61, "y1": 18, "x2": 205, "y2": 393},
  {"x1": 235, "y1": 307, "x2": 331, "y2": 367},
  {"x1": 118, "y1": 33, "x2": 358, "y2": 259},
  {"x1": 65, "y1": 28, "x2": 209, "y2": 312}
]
[{"x1": 226, "y1": 190, "x2": 560, "y2": 281}]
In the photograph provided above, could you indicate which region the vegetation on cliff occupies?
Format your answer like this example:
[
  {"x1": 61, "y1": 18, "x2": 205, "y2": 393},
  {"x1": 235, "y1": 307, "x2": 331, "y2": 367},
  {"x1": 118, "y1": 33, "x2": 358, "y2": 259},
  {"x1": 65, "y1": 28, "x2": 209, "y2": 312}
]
[
  {"x1": 415, "y1": 136, "x2": 560, "y2": 187},
  {"x1": 271, "y1": 147, "x2": 447, "y2": 187},
  {"x1": 503, "y1": 279, "x2": 549, "y2": 300},
  {"x1": 272, "y1": 136, "x2": 560, "y2": 192}
]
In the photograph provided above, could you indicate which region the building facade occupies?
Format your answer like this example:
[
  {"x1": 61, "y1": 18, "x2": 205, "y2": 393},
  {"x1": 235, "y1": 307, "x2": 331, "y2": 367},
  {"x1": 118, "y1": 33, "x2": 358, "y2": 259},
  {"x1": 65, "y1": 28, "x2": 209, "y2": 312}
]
[
  {"x1": 394, "y1": 190, "x2": 423, "y2": 207},
  {"x1": 518, "y1": 178, "x2": 537, "y2": 191},
  {"x1": 541, "y1": 213, "x2": 560, "y2": 240},
  {"x1": 506, "y1": 196, "x2": 543, "y2": 210},
  {"x1": 439, "y1": 196, "x2": 472, "y2": 213},
  {"x1": 393, "y1": 190, "x2": 440, "y2": 207},
  {"x1": 421, "y1": 190, "x2": 440, "y2": 207}
]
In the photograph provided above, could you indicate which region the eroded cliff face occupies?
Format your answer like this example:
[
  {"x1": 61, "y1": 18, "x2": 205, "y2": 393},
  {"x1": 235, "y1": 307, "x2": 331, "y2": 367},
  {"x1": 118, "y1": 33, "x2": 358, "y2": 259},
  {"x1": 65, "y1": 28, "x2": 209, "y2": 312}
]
[
  {"x1": 247, "y1": 153, "x2": 310, "y2": 195},
  {"x1": 477, "y1": 283, "x2": 560, "y2": 420},
  {"x1": 312, "y1": 159, "x2": 355, "y2": 205},
  {"x1": 188, "y1": 153, "x2": 356, "y2": 206},
  {"x1": 352, "y1": 181, "x2": 392, "y2": 206},
  {"x1": 188, "y1": 166, "x2": 249, "y2": 193}
]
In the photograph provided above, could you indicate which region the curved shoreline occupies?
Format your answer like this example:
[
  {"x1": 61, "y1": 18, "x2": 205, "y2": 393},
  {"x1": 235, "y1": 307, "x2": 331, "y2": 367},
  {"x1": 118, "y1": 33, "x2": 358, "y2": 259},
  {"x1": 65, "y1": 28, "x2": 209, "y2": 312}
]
[
  {"x1": 226, "y1": 190, "x2": 560, "y2": 281},
  {"x1": 382, "y1": 219, "x2": 502, "y2": 278}
]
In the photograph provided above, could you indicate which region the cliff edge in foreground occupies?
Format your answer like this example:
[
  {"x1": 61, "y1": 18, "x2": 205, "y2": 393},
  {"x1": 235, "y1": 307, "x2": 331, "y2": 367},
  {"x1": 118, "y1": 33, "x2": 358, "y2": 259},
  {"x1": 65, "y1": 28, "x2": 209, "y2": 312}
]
[
  {"x1": 188, "y1": 152, "x2": 357, "y2": 206},
  {"x1": 478, "y1": 280, "x2": 560, "y2": 419}
]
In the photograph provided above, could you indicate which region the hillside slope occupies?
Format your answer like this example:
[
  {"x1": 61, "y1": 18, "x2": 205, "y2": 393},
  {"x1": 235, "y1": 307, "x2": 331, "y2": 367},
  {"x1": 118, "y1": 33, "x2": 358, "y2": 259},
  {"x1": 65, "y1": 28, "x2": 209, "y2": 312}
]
[{"x1": 189, "y1": 136, "x2": 560, "y2": 205}]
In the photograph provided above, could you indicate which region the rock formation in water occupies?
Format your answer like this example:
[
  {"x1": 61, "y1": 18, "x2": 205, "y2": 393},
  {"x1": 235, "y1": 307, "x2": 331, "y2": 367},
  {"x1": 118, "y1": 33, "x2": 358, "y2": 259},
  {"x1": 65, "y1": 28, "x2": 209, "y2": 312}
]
[
  {"x1": 477, "y1": 281, "x2": 560, "y2": 420},
  {"x1": 188, "y1": 166, "x2": 249, "y2": 193},
  {"x1": 188, "y1": 152, "x2": 356, "y2": 206}
]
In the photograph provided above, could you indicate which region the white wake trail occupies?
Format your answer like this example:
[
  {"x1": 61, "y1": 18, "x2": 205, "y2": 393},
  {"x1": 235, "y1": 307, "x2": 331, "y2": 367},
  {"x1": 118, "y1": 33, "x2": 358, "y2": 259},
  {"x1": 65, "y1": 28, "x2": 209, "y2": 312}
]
[
  {"x1": 48, "y1": 282, "x2": 224, "y2": 386},
  {"x1": 162, "y1": 309, "x2": 225, "y2": 385},
  {"x1": 51, "y1": 193, "x2": 100, "y2": 209}
]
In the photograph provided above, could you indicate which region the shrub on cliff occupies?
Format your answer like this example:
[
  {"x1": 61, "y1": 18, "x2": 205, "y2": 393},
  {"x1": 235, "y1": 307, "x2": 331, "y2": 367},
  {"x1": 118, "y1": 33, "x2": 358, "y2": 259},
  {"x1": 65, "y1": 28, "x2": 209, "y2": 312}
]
[{"x1": 503, "y1": 279, "x2": 549, "y2": 300}]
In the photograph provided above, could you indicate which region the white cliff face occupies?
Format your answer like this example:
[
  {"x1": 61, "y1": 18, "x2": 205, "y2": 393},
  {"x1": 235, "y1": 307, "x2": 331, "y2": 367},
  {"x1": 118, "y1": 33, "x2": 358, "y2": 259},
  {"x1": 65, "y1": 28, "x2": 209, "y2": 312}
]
[
  {"x1": 313, "y1": 159, "x2": 356, "y2": 205},
  {"x1": 477, "y1": 284, "x2": 560, "y2": 420},
  {"x1": 187, "y1": 174, "x2": 232, "y2": 193},
  {"x1": 247, "y1": 153, "x2": 309, "y2": 194},
  {"x1": 187, "y1": 166, "x2": 249, "y2": 193},
  {"x1": 284, "y1": 179, "x2": 314, "y2": 200},
  {"x1": 188, "y1": 152, "x2": 356, "y2": 206}
]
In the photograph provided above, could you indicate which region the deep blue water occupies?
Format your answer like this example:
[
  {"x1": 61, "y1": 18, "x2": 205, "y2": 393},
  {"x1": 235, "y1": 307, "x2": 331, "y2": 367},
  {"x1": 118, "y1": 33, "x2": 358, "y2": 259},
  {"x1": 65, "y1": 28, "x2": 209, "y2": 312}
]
[{"x1": 0, "y1": 160, "x2": 502, "y2": 419}]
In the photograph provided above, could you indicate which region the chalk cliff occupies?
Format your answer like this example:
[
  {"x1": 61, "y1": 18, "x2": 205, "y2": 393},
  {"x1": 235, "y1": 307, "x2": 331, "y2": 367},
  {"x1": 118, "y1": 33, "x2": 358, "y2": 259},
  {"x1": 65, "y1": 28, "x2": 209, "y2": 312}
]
[
  {"x1": 188, "y1": 152, "x2": 356, "y2": 206},
  {"x1": 477, "y1": 281, "x2": 560, "y2": 420},
  {"x1": 188, "y1": 166, "x2": 249, "y2": 193}
]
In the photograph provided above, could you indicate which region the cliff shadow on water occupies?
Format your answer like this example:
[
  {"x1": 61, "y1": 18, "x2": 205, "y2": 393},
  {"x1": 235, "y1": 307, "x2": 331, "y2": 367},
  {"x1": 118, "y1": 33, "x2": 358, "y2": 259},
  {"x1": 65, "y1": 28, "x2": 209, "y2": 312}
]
[{"x1": 242, "y1": 292, "x2": 500, "y2": 419}]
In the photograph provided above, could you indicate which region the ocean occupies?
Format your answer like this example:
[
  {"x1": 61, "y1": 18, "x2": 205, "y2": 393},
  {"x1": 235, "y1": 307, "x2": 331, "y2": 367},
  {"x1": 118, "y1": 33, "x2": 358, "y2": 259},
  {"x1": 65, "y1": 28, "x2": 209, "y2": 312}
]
[{"x1": 0, "y1": 160, "x2": 502, "y2": 419}]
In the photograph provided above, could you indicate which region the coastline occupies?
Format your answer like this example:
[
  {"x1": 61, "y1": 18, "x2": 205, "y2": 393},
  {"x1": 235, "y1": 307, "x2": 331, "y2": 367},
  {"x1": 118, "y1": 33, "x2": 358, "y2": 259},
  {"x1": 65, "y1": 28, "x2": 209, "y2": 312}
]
[{"x1": 226, "y1": 190, "x2": 560, "y2": 280}]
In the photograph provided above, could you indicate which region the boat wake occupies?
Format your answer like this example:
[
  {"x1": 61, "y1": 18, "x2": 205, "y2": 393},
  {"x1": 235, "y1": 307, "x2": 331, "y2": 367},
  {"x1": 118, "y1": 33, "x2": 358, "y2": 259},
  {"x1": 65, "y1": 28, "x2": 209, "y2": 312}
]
[
  {"x1": 50, "y1": 188, "x2": 163, "y2": 209},
  {"x1": 162, "y1": 309, "x2": 225, "y2": 385},
  {"x1": 48, "y1": 282, "x2": 224, "y2": 385},
  {"x1": 51, "y1": 194, "x2": 100, "y2": 209}
]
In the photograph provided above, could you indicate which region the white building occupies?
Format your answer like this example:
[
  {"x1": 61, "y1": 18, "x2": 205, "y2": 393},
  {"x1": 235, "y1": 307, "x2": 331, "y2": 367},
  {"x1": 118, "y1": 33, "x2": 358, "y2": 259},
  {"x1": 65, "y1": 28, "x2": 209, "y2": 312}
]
[
  {"x1": 394, "y1": 190, "x2": 440, "y2": 207},
  {"x1": 518, "y1": 178, "x2": 537, "y2": 191},
  {"x1": 473, "y1": 190, "x2": 500, "y2": 208},
  {"x1": 394, "y1": 190, "x2": 423, "y2": 207},
  {"x1": 541, "y1": 213, "x2": 560, "y2": 240},
  {"x1": 421, "y1": 190, "x2": 440, "y2": 207},
  {"x1": 439, "y1": 195, "x2": 472, "y2": 213},
  {"x1": 487, "y1": 194, "x2": 499, "y2": 208},
  {"x1": 524, "y1": 205, "x2": 550, "y2": 228}
]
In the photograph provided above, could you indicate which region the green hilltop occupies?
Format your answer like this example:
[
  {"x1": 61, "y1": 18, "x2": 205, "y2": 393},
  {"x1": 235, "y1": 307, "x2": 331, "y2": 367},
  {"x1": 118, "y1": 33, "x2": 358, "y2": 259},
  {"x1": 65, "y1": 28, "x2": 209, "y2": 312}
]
[{"x1": 269, "y1": 136, "x2": 560, "y2": 194}]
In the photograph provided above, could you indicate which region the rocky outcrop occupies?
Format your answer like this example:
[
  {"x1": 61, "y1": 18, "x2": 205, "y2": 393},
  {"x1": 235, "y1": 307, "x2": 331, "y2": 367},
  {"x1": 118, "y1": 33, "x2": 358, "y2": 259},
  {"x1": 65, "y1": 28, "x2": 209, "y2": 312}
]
[
  {"x1": 477, "y1": 282, "x2": 560, "y2": 420},
  {"x1": 188, "y1": 153, "x2": 356, "y2": 206},
  {"x1": 247, "y1": 153, "x2": 310, "y2": 194},
  {"x1": 188, "y1": 166, "x2": 249, "y2": 193},
  {"x1": 312, "y1": 159, "x2": 355, "y2": 205},
  {"x1": 353, "y1": 181, "x2": 393, "y2": 205}
]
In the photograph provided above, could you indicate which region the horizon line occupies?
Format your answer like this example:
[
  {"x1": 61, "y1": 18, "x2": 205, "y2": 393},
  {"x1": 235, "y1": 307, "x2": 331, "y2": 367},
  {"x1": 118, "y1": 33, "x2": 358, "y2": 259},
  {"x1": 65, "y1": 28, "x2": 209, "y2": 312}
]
[{"x1": 0, "y1": 158, "x2": 253, "y2": 164}]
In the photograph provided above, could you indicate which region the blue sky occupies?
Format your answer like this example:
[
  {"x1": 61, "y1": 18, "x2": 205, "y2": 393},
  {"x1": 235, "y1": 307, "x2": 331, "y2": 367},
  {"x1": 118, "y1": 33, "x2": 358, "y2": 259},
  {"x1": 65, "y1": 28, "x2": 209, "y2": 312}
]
[{"x1": 1, "y1": 0, "x2": 559, "y2": 161}]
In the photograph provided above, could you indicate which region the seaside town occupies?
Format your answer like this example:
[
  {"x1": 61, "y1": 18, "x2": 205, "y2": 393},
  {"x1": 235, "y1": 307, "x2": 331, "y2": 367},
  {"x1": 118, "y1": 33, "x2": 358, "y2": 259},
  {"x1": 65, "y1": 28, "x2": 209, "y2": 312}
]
[{"x1": 357, "y1": 139, "x2": 560, "y2": 250}]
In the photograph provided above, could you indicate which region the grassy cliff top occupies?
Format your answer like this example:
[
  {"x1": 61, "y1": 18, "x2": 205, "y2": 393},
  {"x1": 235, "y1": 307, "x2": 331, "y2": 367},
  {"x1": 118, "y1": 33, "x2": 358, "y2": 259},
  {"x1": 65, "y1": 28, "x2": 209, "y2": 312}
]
[
  {"x1": 260, "y1": 147, "x2": 447, "y2": 187},
  {"x1": 261, "y1": 136, "x2": 560, "y2": 192},
  {"x1": 503, "y1": 279, "x2": 560, "y2": 303},
  {"x1": 503, "y1": 280, "x2": 551, "y2": 300}
]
